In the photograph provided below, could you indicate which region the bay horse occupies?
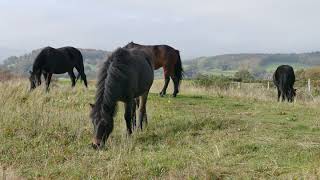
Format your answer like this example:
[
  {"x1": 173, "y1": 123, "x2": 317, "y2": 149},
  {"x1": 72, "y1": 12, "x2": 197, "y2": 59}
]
[
  {"x1": 124, "y1": 42, "x2": 183, "y2": 97},
  {"x1": 90, "y1": 48, "x2": 154, "y2": 149},
  {"x1": 29, "y1": 46, "x2": 88, "y2": 91}
]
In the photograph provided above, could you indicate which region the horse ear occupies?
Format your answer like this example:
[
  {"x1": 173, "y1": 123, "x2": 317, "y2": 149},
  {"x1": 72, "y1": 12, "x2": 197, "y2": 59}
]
[{"x1": 89, "y1": 103, "x2": 95, "y2": 109}]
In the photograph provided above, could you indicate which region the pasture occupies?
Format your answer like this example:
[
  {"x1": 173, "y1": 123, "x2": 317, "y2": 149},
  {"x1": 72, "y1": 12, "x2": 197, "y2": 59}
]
[{"x1": 0, "y1": 79, "x2": 320, "y2": 179}]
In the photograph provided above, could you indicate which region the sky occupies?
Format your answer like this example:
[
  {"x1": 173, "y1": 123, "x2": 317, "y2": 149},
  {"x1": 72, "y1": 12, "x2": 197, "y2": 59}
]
[{"x1": 1, "y1": 0, "x2": 320, "y2": 59}]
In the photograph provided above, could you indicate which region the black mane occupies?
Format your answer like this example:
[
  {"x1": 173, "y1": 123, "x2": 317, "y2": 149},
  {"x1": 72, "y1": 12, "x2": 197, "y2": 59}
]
[
  {"x1": 89, "y1": 47, "x2": 154, "y2": 148},
  {"x1": 90, "y1": 48, "x2": 131, "y2": 121}
]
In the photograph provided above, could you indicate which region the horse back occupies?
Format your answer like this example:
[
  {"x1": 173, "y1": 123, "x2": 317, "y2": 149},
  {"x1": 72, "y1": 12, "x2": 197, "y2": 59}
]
[
  {"x1": 129, "y1": 50, "x2": 154, "y2": 97},
  {"x1": 150, "y1": 45, "x2": 180, "y2": 76},
  {"x1": 273, "y1": 65, "x2": 295, "y2": 88},
  {"x1": 57, "y1": 47, "x2": 83, "y2": 62},
  {"x1": 33, "y1": 46, "x2": 82, "y2": 74}
]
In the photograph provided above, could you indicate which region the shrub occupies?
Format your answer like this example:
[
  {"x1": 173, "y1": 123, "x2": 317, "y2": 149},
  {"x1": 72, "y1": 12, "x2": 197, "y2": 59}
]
[
  {"x1": 0, "y1": 69, "x2": 17, "y2": 82},
  {"x1": 234, "y1": 70, "x2": 254, "y2": 82},
  {"x1": 192, "y1": 74, "x2": 232, "y2": 89}
]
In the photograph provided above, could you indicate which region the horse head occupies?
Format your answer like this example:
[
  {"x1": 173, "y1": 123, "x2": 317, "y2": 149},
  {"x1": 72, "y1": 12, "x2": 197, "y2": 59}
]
[
  {"x1": 29, "y1": 70, "x2": 42, "y2": 90},
  {"x1": 89, "y1": 103, "x2": 112, "y2": 150},
  {"x1": 29, "y1": 71, "x2": 37, "y2": 90},
  {"x1": 288, "y1": 88, "x2": 297, "y2": 102}
]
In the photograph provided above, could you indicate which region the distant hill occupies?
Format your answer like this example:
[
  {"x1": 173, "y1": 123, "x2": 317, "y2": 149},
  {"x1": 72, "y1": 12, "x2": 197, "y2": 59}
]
[
  {"x1": 2, "y1": 48, "x2": 320, "y2": 80},
  {"x1": 1, "y1": 48, "x2": 110, "y2": 79},
  {"x1": 184, "y1": 52, "x2": 320, "y2": 78}
]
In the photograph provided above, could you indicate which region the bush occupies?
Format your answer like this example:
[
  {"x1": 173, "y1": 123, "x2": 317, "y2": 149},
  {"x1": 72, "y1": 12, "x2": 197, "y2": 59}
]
[
  {"x1": 234, "y1": 70, "x2": 254, "y2": 82},
  {"x1": 192, "y1": 74, "x2": 232, "y2": 89},
  {"x1": 0, "y1": 69, "x2": 17, "y2": 82},
  {"x1": 296, "y1": 67, "x2": 320, "y2": 80}
]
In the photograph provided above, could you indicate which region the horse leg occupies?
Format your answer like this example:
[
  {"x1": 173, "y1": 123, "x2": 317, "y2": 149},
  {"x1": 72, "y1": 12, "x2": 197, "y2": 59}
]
[
  {"x1": 131, "y1": 99, "x2": 137, "y2": 130},
  {"x1": 171, "y1": 76, "x2": 179, "y2": 97},
  {"x1": 75, "y1": 66, "x2": 88, "y2": 88},
  {"x1": 45, "y1": 73, "x2": 52, "y2": 92},
  {"x1": 124, "y1": 100, "x2": 133, "y2": 135},
  {"x1": 281, "y1": 89, "x2": 285, "y2": 102},
  {"x1": 138, "y1": 92, "x2": 149, "y2": 130},
  {"x1": 277, "y1": 88, "x2": 281, "y2": 102},
  {"x1": 133, "y1": 98, "x2": 140, "y2": 130},
  {"x1": 43, "y1": 72, "x2": 48, "y2": 82},
  {"x1": 68, "y1": 71, "x2": 76, "y2": 87},
  {"x1": 36, "y1": 72, "x2": 42, "y2": 86},
  {"x1": 160, "y1": 74, "x2": 170, "y2": 97}
]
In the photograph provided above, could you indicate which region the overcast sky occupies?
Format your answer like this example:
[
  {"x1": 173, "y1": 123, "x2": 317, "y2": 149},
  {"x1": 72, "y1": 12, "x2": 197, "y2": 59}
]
[{"x1": 1, "y1": 0, "x2": 320, "y2": 58}]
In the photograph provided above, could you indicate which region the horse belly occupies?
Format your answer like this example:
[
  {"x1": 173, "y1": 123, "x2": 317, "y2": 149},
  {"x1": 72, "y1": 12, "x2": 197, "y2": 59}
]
[
  {"x1": 154, "y1": 61, "x2": 163, "y2": 70},
  {"x1": 43, "y1": 60, "x2": 74, "y2": 74}
]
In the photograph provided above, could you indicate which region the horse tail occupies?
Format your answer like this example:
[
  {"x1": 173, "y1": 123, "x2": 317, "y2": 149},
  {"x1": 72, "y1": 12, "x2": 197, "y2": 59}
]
[
  {"x1": 174, "y1": 50, "x2": 184, "y2": 85},
  {"x1": 72, "y1": 48, "x2": 85, "y2": 83}
]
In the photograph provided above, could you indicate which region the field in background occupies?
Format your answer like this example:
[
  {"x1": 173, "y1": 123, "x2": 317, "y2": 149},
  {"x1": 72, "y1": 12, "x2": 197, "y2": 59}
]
[
  {"x1": 1, "y1": 79, "x2": 320, "y2": 179},
  {"x1": 264, "y1": 63, "x2": 310, "y2": 73}
]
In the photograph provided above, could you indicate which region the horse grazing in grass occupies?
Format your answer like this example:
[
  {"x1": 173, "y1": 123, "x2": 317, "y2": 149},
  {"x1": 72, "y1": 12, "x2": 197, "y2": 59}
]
[
  {"x1": 90, "y1": 48, "x2": 154, "y2": 149},
  {"x1": 273, "y1": 65, "x2": 296, "y2": 102},
  {"x1": 29, "y1": 46, "x2": 88, "y2": 91},
  {"x1": 124, "y1": 42, "x2": 183, "y2": 97}
]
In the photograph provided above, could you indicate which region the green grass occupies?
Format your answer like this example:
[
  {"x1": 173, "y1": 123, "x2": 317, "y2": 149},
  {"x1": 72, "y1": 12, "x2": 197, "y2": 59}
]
[{"x1": 0, "y1": 80, "x2": 320, "y2": 179}]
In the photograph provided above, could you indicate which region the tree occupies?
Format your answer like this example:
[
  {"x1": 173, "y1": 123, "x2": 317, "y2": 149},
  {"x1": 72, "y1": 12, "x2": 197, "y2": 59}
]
[{"x1": 234, "y1": 69, "x2": 254, "y2": 82}]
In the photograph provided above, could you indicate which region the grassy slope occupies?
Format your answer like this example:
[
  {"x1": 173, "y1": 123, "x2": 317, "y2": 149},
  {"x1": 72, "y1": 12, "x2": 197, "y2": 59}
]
[{"x1": 0, "y1": 80, "x2": 320, "y2": 179}]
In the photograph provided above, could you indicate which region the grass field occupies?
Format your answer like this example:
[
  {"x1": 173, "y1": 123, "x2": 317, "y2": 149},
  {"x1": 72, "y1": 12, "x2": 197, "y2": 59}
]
[{"x1": 1, "y1": 79, "x2": 320, "y2": 179}]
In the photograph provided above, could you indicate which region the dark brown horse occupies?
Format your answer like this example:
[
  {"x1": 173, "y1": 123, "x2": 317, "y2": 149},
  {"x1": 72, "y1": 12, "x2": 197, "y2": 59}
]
[
  {"x1": 90, "y1": 48, "x2": 154, "y2": 149},
  {"x1": 124, "y1": 42, "x2": 183, "y2": 97},
  {"x1": 29, "y1": 46, "x2": 88, "y2": 91}
]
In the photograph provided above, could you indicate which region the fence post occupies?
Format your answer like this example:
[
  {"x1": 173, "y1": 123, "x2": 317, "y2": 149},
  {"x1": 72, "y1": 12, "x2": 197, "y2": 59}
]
[
  {"x1": 237, "y1": 82, "x2": 241, "y2": 89},
  {"x1": 308, "y1": 78, "x2": 311, "y2": 94},
  {"x1": 267, "y1": 81, "x2": 270, "y2": 90},
  {"x1": 2, "y1": 167, "x2": 6, "y2": 180}
]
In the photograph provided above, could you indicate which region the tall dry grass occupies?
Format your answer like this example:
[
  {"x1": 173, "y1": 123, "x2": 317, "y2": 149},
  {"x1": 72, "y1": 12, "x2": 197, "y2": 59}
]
[
  {"x1": 0, "y1": 69, "x2": 19, "y2": 82},
  {"x1": 1, "y1": 79, "x2": 320, "y2": 179}
]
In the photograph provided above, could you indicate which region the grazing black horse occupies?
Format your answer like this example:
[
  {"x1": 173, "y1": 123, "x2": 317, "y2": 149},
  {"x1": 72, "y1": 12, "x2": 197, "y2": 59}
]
[
  {"x1": 90, "y1": 48, "x2": 154, "y2": 149},
  {"x1": 273, "y1": 65, "x2": 296, "y2": 102},
  {"x1": 29, "y1": 46, "x2": 88, "y2": 91}
]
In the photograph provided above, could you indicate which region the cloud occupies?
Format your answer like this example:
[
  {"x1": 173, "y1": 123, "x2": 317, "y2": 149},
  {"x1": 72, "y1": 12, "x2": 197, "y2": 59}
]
[{"x1": 0, "y1": 0, "x2": 320, "y2": 58}]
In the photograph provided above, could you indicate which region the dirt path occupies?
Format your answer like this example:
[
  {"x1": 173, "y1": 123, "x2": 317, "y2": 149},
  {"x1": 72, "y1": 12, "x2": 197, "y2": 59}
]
[{"x1": 0, "y1": 166, "x2": 24, "y2": 180}]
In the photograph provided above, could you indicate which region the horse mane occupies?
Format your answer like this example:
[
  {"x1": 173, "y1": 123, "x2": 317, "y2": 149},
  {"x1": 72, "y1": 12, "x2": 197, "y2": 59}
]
[
  {"x1": 32, "y1": 47, "x2": 52, "y2": 72},
  {"x1": 91, "y1": 48, "x2": 131, "y2": 120}
]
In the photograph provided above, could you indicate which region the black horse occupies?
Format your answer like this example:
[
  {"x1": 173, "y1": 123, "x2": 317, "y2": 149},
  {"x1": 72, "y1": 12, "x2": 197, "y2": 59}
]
[
  {"x1": 29, "y1": 46, "x2": 88, "y2": 91},
  {"x1": 273, "y1": 65, "x2": 296, "y2": 102},
  {"x1": 90, "y1": 48, "x2": 154, "y2": 149}
]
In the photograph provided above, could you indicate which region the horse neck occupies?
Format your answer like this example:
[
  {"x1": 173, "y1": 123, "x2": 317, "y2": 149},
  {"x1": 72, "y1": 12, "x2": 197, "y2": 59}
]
[
  {"x1": 100, "y1": 89, "x2": 118, "y2": 119},
  {"x1": 33, "y1": 53, "x2": 46, "y2": 72},
  {"x1": 97, "y1": 77, "x2": 121, "y2": 119}
]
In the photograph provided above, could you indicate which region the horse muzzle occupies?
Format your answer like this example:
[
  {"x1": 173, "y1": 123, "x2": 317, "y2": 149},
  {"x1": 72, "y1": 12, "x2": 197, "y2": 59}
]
[{"x1": 91, "y1": 138, "x2": 104, "y2": 150}]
